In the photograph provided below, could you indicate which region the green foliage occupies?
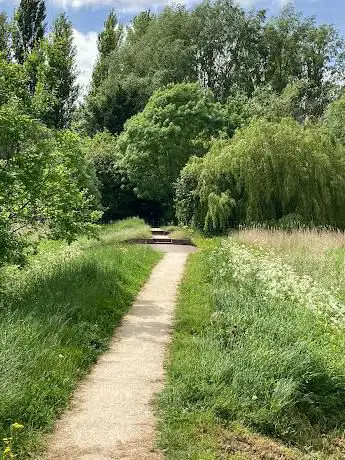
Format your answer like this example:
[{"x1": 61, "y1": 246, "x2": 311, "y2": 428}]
[
  {"x1": 176, "y1": 118, "x2": 345, "y2": 233},
  {"x1": 175, "y1": 156, "x2": 206, "y2": 229},
  {"x1": 0, "y1": 58, "x2": 31, "y2": 108},
  {"x1": 85, "y1": 132, "x2": 136, "y2": 221},
  {"x1": 324, "y1": 91, "x2": 345, "y2": 144},
  {"x1": 190, "y1": 0, "x2": 265, "y2": 99},
  {"x1": 0, "y1": 103, "x2": 101, "y2": 266},
  {"x1": 12, "y1": 0, "x2": 46, "y2": 93},
  {"x1": 82, "y1": 1, "x2": 345, "y2": 134},
  {"x1": 91, "y1": 10, "x2": 123, "y2": 92},
  {"x1": 85, "y1": 131, "x2": 164, "y2": 222},
  {"x1": 0, "y1": 13, "x2": 10, "y2": 60},
  {"x1": 83, "y1": 5, "x2": 194, "y2": 135},
  {"x1": 226, "y1": 81, "x2": 336, "y2": 129},
  {"x1": 34, "y1": 14, "x2": 78, "y2": 129},
  {"x1": 118, "y1": 83, "x2": 226, "y2": 206},
  {"x1": 0, "y1": 222, "x2": 161, "y2": 457},
  {"x1": 262, "y1": 5, "x2": 344, "y2": 117},
  {"x1": 83, "y1": 74, "x2": 151, "y2": 135},
  {"x1": 127, "y1": 10, "x2": 153, "y2": 43}
]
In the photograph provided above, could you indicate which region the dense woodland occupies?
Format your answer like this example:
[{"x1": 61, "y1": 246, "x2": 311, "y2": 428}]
[{"x1": 1, "y1": 0, "x2": 345, "y2": 266}]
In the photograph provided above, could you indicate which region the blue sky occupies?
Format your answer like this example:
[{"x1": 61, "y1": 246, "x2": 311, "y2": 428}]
[{"x1": 0, "y1": 0, "x2": 344, "y2": 92}]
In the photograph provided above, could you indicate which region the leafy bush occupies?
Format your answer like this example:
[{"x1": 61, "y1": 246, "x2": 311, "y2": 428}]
[
  {"x1": 0, "y1": 103, "x2": 101, "y2": 266},
  {"x1": 176, "y1": 117, "x2": 345, "y2": 233}
]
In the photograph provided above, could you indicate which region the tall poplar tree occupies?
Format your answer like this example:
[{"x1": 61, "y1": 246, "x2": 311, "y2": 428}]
[
  {"x1": 34, "y1": 13, "x2": 78, "y2": 129},
  {"x1": 0, "y1": 13, "x2": 10, "y2": 60},
  {"x1": 91, "y1": 10, "x2": 123, "y2": 92},
  {"x1": 12, "y1": 0, "x2": 46, "y2": 64}
]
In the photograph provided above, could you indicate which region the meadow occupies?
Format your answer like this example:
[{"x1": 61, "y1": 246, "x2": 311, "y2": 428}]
[
  {"x1": 159, "y1": 229, "x2": 345, "y2": 459},
  {"x1": 0, "y1": 218, "x2": 161, "y2": 458}
]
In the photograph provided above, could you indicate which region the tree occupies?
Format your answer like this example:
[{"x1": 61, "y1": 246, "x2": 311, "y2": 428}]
[
  {"x1": 34, "y1": 13, "x2": 78, "y2": 129},
  {"x1": 82, "y1": 5, "x2": 195, "y2": 135},
  {"x1": 85, "y1": 131, "x2": 163, "y2": 221},
  {"x1": 127, "y1": 10, "x2": 153, "y2": 44},
  {"x1": 83, "y1": 74, "x2": 151, "y2": 135},
  {"x1": 0, "y1": 103, "x2": 101, "y2": 266},
  {"x1": 118, "y1": 83, "x2": 226, "y2": 210},
  {"x1": 12, "y1": 0, "x2": 46, "y2": 65},
  {"x1": 83, "y1": 9, "x2": 136, "y2": 135},
  {"x1": 91, "y1": 10, "x2": 123, "y2": 92},
  {"x1": 121, "y1": 5, "x2": 195, "y2": 87},
  {"x1": 0, "y1": 13, "x2": 10, "y2": 60},
  {"x1": 176, "y1": 118, "x2": 345, "y2": 233},
  {"x1": 191, "y1": 0, "x2": 265, "y2": 99},
  {"x1": 262, "y1": 5, "x2": 345, "y2": 116},
  {"x1": 324, "y1": 92, "x2": 345, "y2": 144}
]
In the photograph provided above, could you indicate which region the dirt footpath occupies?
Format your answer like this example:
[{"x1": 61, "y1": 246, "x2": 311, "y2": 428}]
[{"x1": 44, "y1": 244, "x2": 195, "y2": 460}]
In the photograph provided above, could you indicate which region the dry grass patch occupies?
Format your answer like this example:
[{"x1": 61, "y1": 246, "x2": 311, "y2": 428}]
[{"x1": 237, "y1": 228, "x2": 345, "y2": 300}]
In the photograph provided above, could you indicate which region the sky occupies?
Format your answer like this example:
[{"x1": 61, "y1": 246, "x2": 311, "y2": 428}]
[{"x1": 0, "y1": 0, "x2": 344, "y2": 94}]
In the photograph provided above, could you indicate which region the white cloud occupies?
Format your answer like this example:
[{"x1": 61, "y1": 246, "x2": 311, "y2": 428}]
[
  {"x1": 52, "y1": 0, "x2": 178, "y2": 13},
  {"x1": 52, "y1": 0, "x2": 293, "y2": 10},
  {"x1": 236, "y1": 0, "x2": 292, "y2": 5},
  {"x1": 73, "y1": 28, "x2": 98, "y2": 96},
  {"x1": 1, "y1": 0, "x2": 293, "y2": 12}
]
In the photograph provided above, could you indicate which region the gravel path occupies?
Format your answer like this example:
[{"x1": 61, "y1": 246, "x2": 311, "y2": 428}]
[{"x1": 44, "y1": 244, "x2": 195, "y2": 460}]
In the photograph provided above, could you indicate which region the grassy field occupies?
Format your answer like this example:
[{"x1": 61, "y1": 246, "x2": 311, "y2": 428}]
[
  {"x1": 0, "y1": 218, "x2": 161, "y2": 458},
  {"x1": 237, "y1": 228, "x2": 345, "y2": 302},
  {"x1": 159, "y1": 230, "x2": 345, "y2": 459}
]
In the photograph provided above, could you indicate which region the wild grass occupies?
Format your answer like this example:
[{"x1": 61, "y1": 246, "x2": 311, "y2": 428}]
[
  {"x1": 0, "y1": 219, "x2": 161, "y2": 458},
  {"x1": 237, "y1": 228, "x2": 345, "y2": 300},
  {"x1": 159, "y1": 236, "x2": 345, "y2": 459},
  {"x1": 94, "y1": 217, "x2": 152, "y2": 244},
  {"x1": 162, "y1": 225, "x2": 203, "y2": 244}
]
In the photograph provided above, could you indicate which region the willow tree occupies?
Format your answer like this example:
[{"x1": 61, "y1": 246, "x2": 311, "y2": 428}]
[{"x1": 176, "y1": 118, "x2": 345, "y2": 233}]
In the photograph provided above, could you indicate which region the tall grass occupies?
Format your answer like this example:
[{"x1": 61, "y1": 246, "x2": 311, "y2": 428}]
[
  {"x1": 237, "y1": 228, "x2": 345, "y2": 300},
  {"x1": 0, "y1": 219, "x2": 161, "y2": 458},
  {"x1": 159, "y1": 237, "x2": 345, "y2": 459}
]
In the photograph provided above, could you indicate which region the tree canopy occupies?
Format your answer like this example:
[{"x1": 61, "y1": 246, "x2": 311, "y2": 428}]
[
  {"x1": 0, "y1": 102, "x2": 100, "y2": 266},
  {"x1": 176, "y1": 117, "x2": 345, "y2": 233},
  {"x1": 82, "y1": 1, "x2": 345, "y2": 134},
  {"x1": 118, "y1": 83, "x2": 226, "y2": 208},
  {"x1": 34, "y1": 13, "x2": 78, "y2": 129}
]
